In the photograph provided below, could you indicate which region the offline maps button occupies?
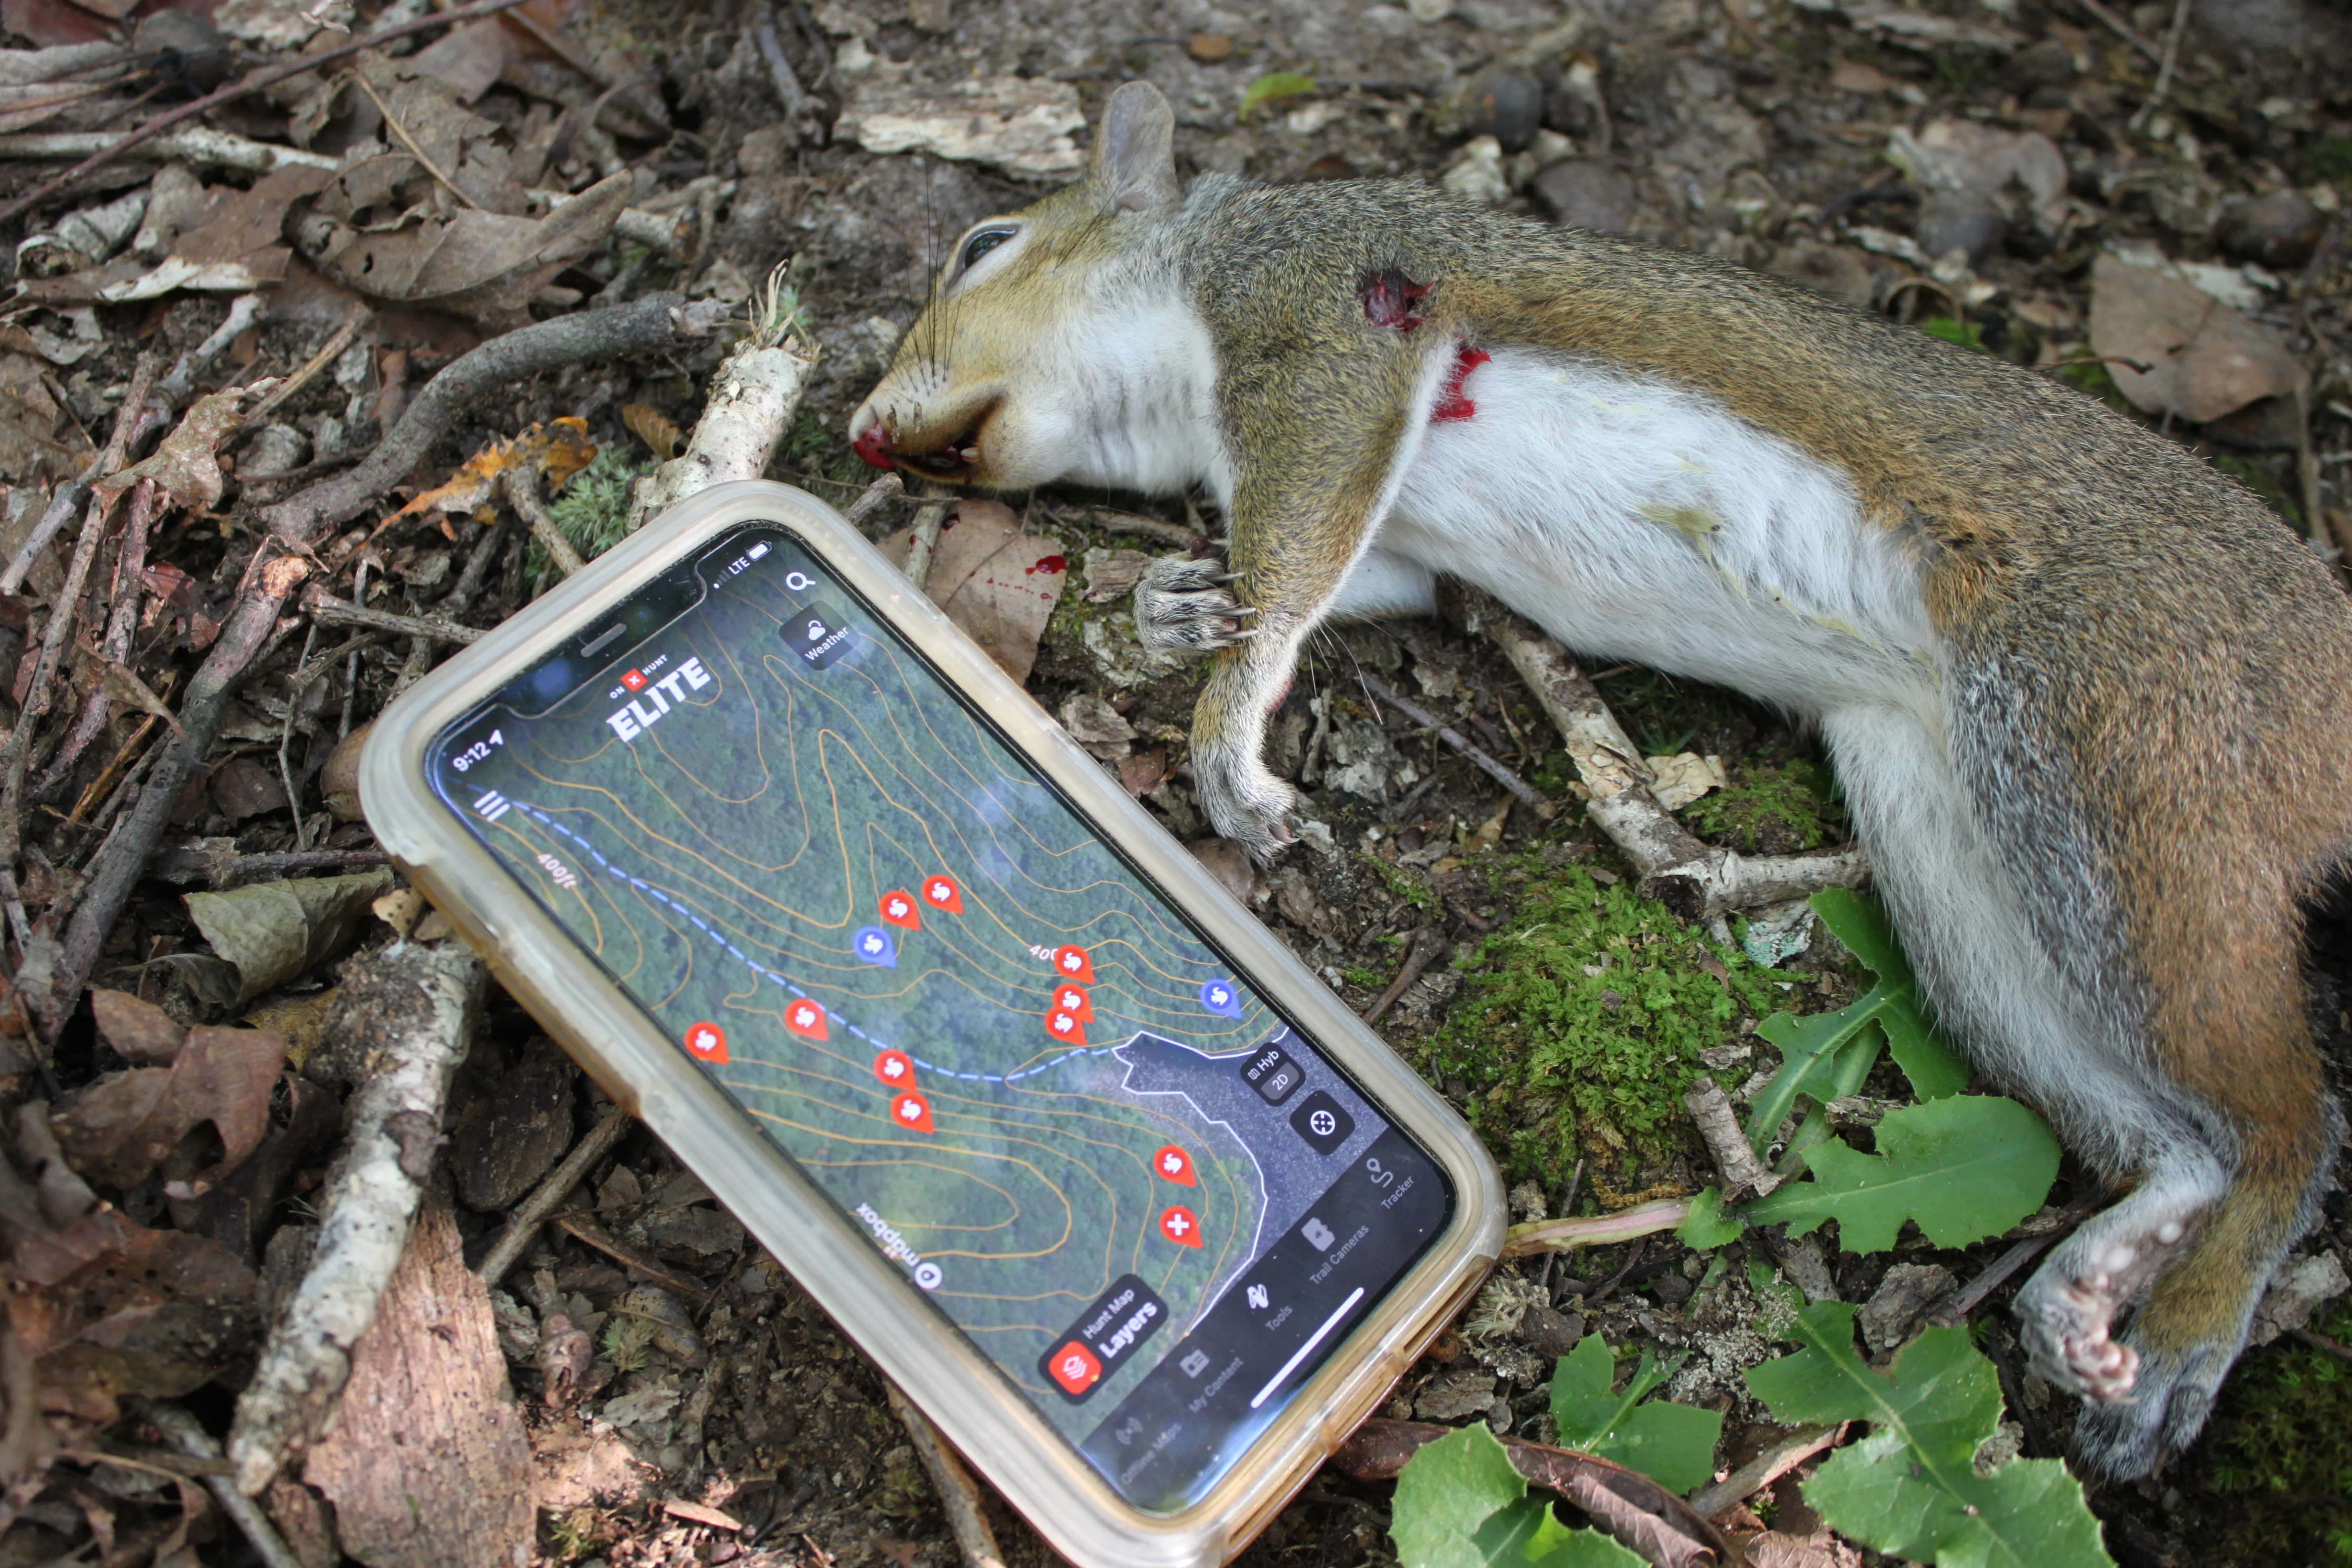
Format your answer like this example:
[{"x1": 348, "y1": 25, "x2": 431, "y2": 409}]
[
  {"x1": 1240, "y1": 1042, "x2": 1303, "y2": 1106},
  {"x1": 783, "y1": 600, "x2": 854, "y2": 670},
  {"x1": 1288, "y1": 1090, "x2": 1355, "y2": 1156}
]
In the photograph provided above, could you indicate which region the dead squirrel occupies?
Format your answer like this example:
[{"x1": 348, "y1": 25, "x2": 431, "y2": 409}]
[{"x1": 850, "y1": 81, "x2": 2352, "y2": 1480}]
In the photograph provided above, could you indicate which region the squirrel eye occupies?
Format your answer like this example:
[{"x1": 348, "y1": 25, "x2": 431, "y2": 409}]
[{"x1": 959, "y1": 227, "x2": 1015, "y2": 271}]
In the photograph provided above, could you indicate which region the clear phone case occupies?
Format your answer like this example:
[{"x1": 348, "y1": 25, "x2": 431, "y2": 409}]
[{"x1": 359, "y1": 480, "x2": 1504, "y2": 1567}]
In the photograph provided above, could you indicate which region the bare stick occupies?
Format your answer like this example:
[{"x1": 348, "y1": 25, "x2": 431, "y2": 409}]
[
  {"x1": 903, "y1": 500, "x2": 950, "y2": 591},
  {"x1": 752, "y1": 4, "x2": 825, "y2": 144},
  {"x1": 248, "y1": 310, "x2": 365, "y2": 425},
  {"x1": 2068, "y1": 0, "x2": 2167, "y2": 65},
  {"x1": 0, "y1": 0, "x2": 539, "y2": 228},
  {"x1": 1924, "y1": 1191, "x2": 2101, "y2": 1328},
  {"x1": 226, "y1": 940, "x2": 485, "y2": 1495},
  {"x1": 2128, "y1": 0, "x2": 2192, "y2": 128},
  {"x1": 34, "y1": 477, "x2": 162, "y2": 796},
  {"x1": 500, "y1": 463, "x2": 584, "y2": 578},
  {"x1": 1459, "y1": 588, "x2": 1868, "y2": 922},
  {"x1": 885, "y1": 1384, "x2": 1008, "y2": 1568},
  {"x1": 1085, "y1": 508, "x2": 1206, "y2": 549},
  {"x1": 154, "y1": 293, "x2": 267, "y2": 410},
  {"x1": 475, "y1": 1107, "x2": 632, "y2": 1288},
  {"x1": 1358, "y1": 672, "x2": 1553, "y2": 818},
  {"x1": 841, "y1": 471, "x2": 904, "y2": 528},
  {"x1": 1683, "y1": 1075, "x2": 1779, "y2": 1200},
  {"x1": 0, "y1": 481, "x2": 86, "y2": 595},
  {"x1": 349, "y1": 69, "x2": 482, "y2": 210},
  {"x1": 2288, "y1": 1326, "x2": 2352, "y2": 1367},
  {"x1": 1501, "y1": 1197, "x2": 1690, "y2": 1259},
  {"x1": 263, "y1": 293, "x2": 731, "y2": 545},
  {"x1": 303, "y1": 592, "x2": 484, "y2": 645},
  {"x1": 1686, "y1": 1422, "x2": 1841, "y2": 1519},
  {"x1": 140, "y1": 1403, "x2": 305, "y2": 1568},
  {"x1": 33, "y1": 555, "x2": 311, "y2": 1032},
  {"x1": 1363, "y1": 926, "x2": 1445, "y2": 1025}
]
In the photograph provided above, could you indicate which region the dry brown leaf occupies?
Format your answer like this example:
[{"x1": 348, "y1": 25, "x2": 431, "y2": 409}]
[
  {"x1": 73, "y1": 165, "x2": 337, "y2": 303},
  {"x1": 9, "y1": 1221, "x2": 259, "y2": 1421},
  {"x1": 305, "y1": 168, "x2": 632, "y2": 329},
  {"x1": 2089, "y1": 252, "x2": 2307, "y2": 424},
  {"x1": 304, "y1": 1198, "x2": 534, "y2": 1568},
  {"x1": 0, "y1": 349, "x2": 97, "y2": 484},
  {"x1": 1887, "y1": 119, "x2": 2068, "y2": 233},
  {"x1": 621, "y1": 402, "x2": 685, "y2": 460},
  {"x1": 49, "y1": 1023, "x2": 287, "y2": 1195},
  {"x1": 378, "y1": 417, "x2": 596, "y2": 535},
  {"x1": 0, "y1": 1100, "x2": 132, "y2": 1286},
  {"x1": 406, "y1": 18, "x2": 519, "y2": 103},
  {"x1": 90, "y1": 988, "x2": 186, "y2": 1066},
  {"x1": 882, "y1": 499, "x2": 1069, "y2": 684},
  {"x1": 101, "y1": 380, "x2": 282, "y2": 513},
  {"x1": 183, "y1": 867, "x2": 397, "y2": 1005}
]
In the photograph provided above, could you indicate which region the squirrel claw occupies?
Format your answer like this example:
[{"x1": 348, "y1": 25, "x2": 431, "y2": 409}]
[{"x1": 1136, "y1": 552, "x2": 1258, "y2": 654}]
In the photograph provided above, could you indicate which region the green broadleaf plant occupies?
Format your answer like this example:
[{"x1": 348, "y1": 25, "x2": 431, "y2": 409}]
[
  {"x1": 1390, "y1": 1424, "x2": 1646, "y2": 1568},
  {"x1": 1741, "y1": 1093, "x2": 2062, "y2": 1252},
  {"x1": 1548, "y1": 1337, "x2": 1723, "y2": 1495},
  {"x1": 1238, "y1": 71, "x2": 1317, "y2": 118},
  {"x1": 1746, "y1": 1303, "x2": 2113, "y2": 1568}
]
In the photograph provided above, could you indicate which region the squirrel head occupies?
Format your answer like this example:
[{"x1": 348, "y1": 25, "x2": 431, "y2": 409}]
[{"x1": 849, "y1": 82, "x2": 1207, "y2": 495}]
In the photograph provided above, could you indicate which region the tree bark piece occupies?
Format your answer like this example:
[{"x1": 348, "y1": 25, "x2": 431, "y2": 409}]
[
  {"x1": 300, "y1": 1196, "x2": 532, "y2": 1568},
  {"x1": 227, "y1": 941, "x2": 486, "y2": 1496},
  {"x1": 262, "y1": 294, "x2": 731, "y2": 545},
  {"x1": 1457, "y1": 588, "x2": 1869, "y2": 924},
  {"x1": 625, "y1": 271, "x2": 818, "y2": 530},
  {"x1": 1683, "y1": 1075, "x2": 1779, "y2": 1200}
]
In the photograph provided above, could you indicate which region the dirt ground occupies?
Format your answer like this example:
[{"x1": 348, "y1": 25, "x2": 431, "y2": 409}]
[{"x1": 3, "y1": 0, "x2": 2351, "y2": 1564}]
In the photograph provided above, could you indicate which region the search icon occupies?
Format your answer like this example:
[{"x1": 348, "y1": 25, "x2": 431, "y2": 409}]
[{"x1": 784, "y1": 570, "x2": 815, "y2": 591}]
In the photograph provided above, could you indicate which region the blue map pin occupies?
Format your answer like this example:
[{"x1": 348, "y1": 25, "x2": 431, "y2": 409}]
[
  {"x1": 853, "y1": 926, "x2": 898, "y2": 967},
  {"x1": 1198, "y1": 978, "x2": 1242, "y2": 1019}
]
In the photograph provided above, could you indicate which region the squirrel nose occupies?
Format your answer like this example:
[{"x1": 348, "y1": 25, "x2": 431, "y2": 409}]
[{"x1": 852, "y1": 421, "x2": 895, "y2": 470}]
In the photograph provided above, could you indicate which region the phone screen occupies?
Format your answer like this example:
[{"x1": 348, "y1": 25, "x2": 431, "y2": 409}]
[{"x1": 427, "y1": 523, "x2": 1454, "y2": 1511}]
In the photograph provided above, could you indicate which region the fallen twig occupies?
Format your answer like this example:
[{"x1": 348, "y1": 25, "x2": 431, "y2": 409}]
[
  {"x1": 1363, "y1": 926, "x2": 1445, "y2": 1025},
  {"x1": 548, "y1": 1212, "x2": 716, "y2": 1301},
  {"x1": 248, "y1": 309, "x2": 365, "y2": 426},
  {"x1": 0, "y1": 125, "x2": 338, "y2": 174},
  {"x1": 33, "y1": 554, "x2": 311, "y2": 1035},
  {"x1": 0, "y1": 0, "x2": 539, "y2": 227},
  {"x1": 1457, "y1": 588, "x2": 1869, "y2": 925},
  {"x1": 753, "y1": 4, "x2": 827, "y2": 146},
  {"x1": 264, "y1": 293, "x2": 731, "y2": 545},
  {"x1": 902, "y1": 498, "x2": 950, "y2": 591},
  {"x1": 1685, "y1": 1422, "x2": 1842, "y2": 1519},
  {"x1": 302, "y1": 591, "x2": 484, "y2": 645},
  {"x1": 140, "y1": 1402, "x2": 304, "y2": 1568},
  {"x1": 885, "y1": 1383, "x2": 1008, "y2": 1568},
  {"x1": 0, "y1": 481, "x2": 86, "y2": 596},
  {"x1": 1683, "y1": 1075, "x2": 1779, "y2": 1200},
  {"x1": 2289, "y1": 1326, "x2": 2352, "y2": 1367},
  {"x1": 35, "y1": 478, "x2": 166, "y2": 797},
  {"x1": 1081, "y1": 507, "x2": 1208, "y2": 549},
  {"x1": 626, "y1": 264, "x2": 819, "y2": 530},
  {"x1": 1332, "y1": 1419, "x2": 1730, "y2": 1568},
  {"x1": 155, "y1": 293, "x2": 267, "y2": 411},
  {"x1": 1358, "y1": 672, "x2": 1554, "y2": 819},
  {"x1": 500, "y1": 462, "x2": 584, "y2": 578},
  {"x1": 841, "y1": 470, "x2": 904, "y2": 528},
  {"x1": 1924, "y1": 1190, "x2": 2100, "y2": 1328},
  {"x1": 226, "y1": 940, "x2": 486, "y2": 1496},
  {"x1": 475, "y1": 1107, "x2": 632, "y2": 1288},
  {"x1": 1501, "y1": 1197, "x2": 1691, "y2": 1260}
]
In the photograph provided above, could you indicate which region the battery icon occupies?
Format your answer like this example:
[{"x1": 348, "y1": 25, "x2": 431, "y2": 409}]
[{"x1": 746, "y1": 542, "x2": 770, "y2": 560}]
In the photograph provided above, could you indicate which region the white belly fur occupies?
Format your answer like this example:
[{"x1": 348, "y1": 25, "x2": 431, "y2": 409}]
[{"x1": 1381, "y1": 345, "x2": 1940, "y2": 723}]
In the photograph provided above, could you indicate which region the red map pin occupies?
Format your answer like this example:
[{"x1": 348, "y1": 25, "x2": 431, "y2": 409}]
[
  {"x1": 874, "y1": 1049, "x2": 915, "y2": 1088},
  {"x1": 891, "y1": 1090, "x2": 935, "y2": 1134},
  {"x1": 1044, "y1": 1008, "x2": 1087, "y2": 1046},
  {"x1": 923, "y1": 874, "x2": 964, "y2": 913},
  {"x1": 1052, "y1": 983, "x2": 1094, "y2": 1022},
  {"x1": 1159, "y1": 1206, "x2": 1203, "y2": 1248},
  {"x1": 683, "y1": 1022, "x2": 728, "y2": 1063},
  {"x1": 1052, "y1": 944, "x2": 1096, "y2": 984},
  {"x1": 878, "y1": 889, "x2": 922, "y2": 931},
  {"x1": 785, "y1": 998, "x2": 828, "y2": 1039},
  {"x1": 1152, "y1": 1145, "x2": 1195, "y2": 1186}
]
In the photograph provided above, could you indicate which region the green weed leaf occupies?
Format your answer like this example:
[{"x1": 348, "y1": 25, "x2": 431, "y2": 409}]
[
  {"x1": 1742, "y1": 1095, "x2": 2060, "y2": 1253},
  {"x1": 1549, "y1": 1338, "x2": 1723, "y2": 1495},
  {"x1": 1745, "y1": 890, "x2": 1969, "y2": 1150},
  {"x1": 1390, "y1": 1424, "x2": 1646, "y2": 1568},
  {"x1": 1238, "y1": 71, "x2": 1317, "y2": 118},
  {"x1": 1676, "y1": 1186, "x2": 1742, "y2": 1249},
  {"x1": 1746, "y1": 1303, "x2": 2112, "y2": 1567}
]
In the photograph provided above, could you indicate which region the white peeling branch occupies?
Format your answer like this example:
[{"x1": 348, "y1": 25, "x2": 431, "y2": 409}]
[
  {"x1": 1683, "y1": 1075, "x2": 1779, "y2": 1200},
  {"x1": 627, "y1": 265, "x2": 820, "y2": 530},
  {"x1": 1457, "y1": 588, "x2": 1869, "y2": 924},
  {"x1": 226, "y1": 941, "x2": 485, "y2": 1496}
]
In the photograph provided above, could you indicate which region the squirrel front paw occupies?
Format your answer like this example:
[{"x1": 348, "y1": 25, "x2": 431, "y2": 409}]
[
  {"x1": 1135, "y1": 555, "x2": 1258, "y2": 654},
  {"x1": 1191, "y1": 740, "x2": 1298, "y2": 864}
]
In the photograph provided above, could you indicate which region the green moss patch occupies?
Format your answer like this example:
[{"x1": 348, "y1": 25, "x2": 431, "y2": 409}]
[
  {"x1": 1683, "y1": 758, "x2": 1841, "y2": 855},
  {"x1": 530, "y1": 447, "x2": 648, "y2": 582},
  {"x1": 1426, "y1": 861, "x2": 1790, "y2": 1180},
  {"x1": 2198, "y1": 1295, "x2": 2352, "y2": 1563}
]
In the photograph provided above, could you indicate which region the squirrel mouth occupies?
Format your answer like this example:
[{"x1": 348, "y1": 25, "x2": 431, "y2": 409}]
[{"x1": 861, "y1": 406, "x2": 992, "y2": 485}]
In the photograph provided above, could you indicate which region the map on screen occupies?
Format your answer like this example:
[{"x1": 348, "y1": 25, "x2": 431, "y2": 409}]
[{"x1": 429, "y1": 525, "x2": 1449, "y2": 1508}]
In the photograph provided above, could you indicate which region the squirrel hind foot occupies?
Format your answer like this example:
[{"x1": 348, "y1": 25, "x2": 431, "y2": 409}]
[
  {"x1": 2016, "y1": 1207, "x2": 2197, "y2": 1406},
  {"x1": 1136, "y1": 554, "x2": 1254, "y2": 654}
]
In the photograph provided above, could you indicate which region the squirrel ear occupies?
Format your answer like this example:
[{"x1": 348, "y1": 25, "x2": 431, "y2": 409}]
[{"x1": 1092, "y1": 81, "x2": 1179, "y2": 213}]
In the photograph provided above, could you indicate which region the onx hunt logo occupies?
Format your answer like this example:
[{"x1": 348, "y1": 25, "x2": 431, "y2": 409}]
[
  {"x1": 604, "y1": 655, "x2": 713, "y2": 742},
  {"x1": 1039, "y1": 1274, "x2": 1169, "y2": 1403}
]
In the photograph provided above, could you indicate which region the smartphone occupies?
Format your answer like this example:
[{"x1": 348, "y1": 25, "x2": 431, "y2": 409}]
[{"x1": 360, "y1": 481, "x2": 1504, "y2": 1567}]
